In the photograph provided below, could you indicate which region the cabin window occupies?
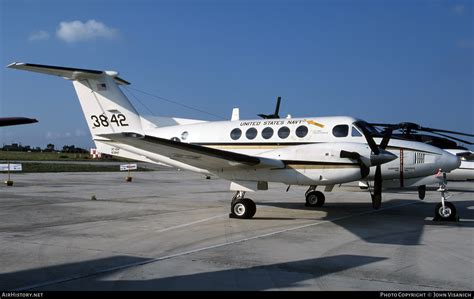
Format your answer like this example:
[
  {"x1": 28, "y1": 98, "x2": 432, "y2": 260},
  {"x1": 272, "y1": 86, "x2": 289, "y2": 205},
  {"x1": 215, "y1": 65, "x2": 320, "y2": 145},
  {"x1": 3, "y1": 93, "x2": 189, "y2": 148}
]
[
  {"x1": 181, "y1": 131, "x2": 189, "y2": 140},
  {"x1": 333, "y1": 125, "x2": 349, "y2": 137},
  {"x1": 262, "y1": 127, "x2": 274, "y2": 139},
  {"x1": 278, "y1": 126, "x2": 290, "y2": 139},
  {"x1": 246, "y1": 127, "x2": 258, "y2": 140},
  {"x1": 296, "y1": 125, "x2": 308, "y2": 138},
  {"x1": 351, "y1": 126, "x2": 362, "y2": 137},
  {"x1": 230, "y1": 128, "x2": 242, "y2": 140}
]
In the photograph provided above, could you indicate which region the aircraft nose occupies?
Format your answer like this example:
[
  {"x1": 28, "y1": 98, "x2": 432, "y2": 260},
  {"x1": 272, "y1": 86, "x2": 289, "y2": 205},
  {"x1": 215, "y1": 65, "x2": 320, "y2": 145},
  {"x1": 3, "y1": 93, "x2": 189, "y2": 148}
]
[
  {"x1": 370, "y1": 149, "x2": 397, "y2": 166},
  {"x1": 440, "y1": 150, "x2": 461, "y2": 172}
]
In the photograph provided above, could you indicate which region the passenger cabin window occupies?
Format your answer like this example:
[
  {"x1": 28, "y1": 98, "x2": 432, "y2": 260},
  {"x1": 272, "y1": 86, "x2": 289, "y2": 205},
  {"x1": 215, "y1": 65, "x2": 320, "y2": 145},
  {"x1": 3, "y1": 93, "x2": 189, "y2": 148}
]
[
  {"x1": 262, "y1": 127, "x2": 274, "y2": 139},
  {"x1": 246, "y1": 127, "x2": 258, "y2": 140},
  {"x1": 296, "y1": 125, "x2": 308, "y2": 138},
  {"x1": 351, "y1": 126, "x2": 362, "y2": 137},
  {"x1": 332, "y1": 125, "x2": 349, "y2": 137},
  {"x1": 278, "y1": 126, "x2": 290, "y2": 139},
  {"x1": 230, "y1": 128, "x2": 242, "y2": 140},
  {"x1": 181, "y1": 131, "x2": 189, "y2": 140}
]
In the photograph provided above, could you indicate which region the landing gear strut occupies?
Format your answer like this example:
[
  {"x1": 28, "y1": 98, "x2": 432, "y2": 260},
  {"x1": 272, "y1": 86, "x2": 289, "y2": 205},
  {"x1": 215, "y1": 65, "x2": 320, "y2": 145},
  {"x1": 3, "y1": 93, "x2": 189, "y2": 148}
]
[
  {"x1": 229, "y1": 191, "x2": 256, "y2": 219},
  {"x1": 433, "y1": 172, "x2": 458, "y2": 222},
  {"x1": 305, "y1": 186, "x2": 325, "y2": 207}
]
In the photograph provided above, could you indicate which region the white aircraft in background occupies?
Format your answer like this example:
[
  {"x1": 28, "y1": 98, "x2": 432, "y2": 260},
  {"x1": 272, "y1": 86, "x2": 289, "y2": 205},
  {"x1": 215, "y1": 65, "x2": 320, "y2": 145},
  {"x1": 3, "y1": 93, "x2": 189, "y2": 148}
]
[
  {"x1": 358, "y1": 122, "x2": 474, "y2": 200},
  {"x1": 8, "y1": 62, "x2": 461, "y2": 221},
  {"x1": 369, "y1": 122, "x2": 473, "y2": 181},
  {"x1": 444, "y1": 150, "x2": 474, "y2": 181}
]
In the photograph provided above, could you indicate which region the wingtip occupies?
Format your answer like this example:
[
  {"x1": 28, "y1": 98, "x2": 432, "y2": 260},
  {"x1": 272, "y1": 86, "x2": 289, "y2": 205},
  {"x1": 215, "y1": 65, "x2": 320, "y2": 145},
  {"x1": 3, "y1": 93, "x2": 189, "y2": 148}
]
[{"x1": 6, "y1": 62, "x2": 25, "y2": 68}]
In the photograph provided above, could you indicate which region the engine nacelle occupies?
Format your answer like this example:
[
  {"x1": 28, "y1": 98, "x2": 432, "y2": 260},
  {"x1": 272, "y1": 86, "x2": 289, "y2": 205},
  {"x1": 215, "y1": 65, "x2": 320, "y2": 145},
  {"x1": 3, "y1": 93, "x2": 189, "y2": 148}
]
[{"x1": 260, "y1": 142, "x2": 373, "y2": 164}]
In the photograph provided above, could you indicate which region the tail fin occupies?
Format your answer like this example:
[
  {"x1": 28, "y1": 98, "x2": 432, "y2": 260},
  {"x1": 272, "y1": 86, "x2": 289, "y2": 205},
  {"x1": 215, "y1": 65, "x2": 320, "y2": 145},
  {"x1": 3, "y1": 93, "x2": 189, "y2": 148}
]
[{"x1": 7, "y1": 62, "x2": 143, "y2": 138}]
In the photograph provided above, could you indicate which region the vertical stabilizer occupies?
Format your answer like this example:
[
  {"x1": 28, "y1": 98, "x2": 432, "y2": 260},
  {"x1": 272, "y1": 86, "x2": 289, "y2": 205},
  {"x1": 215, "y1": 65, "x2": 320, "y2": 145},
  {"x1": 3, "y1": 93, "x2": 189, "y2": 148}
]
[{"x1": 7, "y1": 62, "x2": 143, "y2": 138}]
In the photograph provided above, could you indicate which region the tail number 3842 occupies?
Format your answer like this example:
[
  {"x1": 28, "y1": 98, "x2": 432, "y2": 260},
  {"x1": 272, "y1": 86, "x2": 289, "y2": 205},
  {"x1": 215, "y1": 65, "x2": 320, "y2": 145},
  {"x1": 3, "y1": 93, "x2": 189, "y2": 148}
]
[{"x1": 91, "y1": 114, "x2": 129, "y2": 127}]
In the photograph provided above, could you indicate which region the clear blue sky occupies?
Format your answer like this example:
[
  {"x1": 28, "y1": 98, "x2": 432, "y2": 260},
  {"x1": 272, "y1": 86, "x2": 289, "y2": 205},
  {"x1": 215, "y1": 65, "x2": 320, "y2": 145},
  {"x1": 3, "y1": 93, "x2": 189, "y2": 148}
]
[{"x1": 1, "y1": 0, "x2": 473, "y2": 150}]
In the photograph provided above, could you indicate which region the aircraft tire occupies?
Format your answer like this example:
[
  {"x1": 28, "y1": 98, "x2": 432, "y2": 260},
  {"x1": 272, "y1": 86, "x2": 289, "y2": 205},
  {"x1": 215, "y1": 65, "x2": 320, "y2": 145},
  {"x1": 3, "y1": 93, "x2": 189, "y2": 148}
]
[
  {"x1": 305, "y1": 191, "x2": 325, "y2": 207},
  {"x1": 434, "y1": 201, "x2": 457, "y2": 221},
  {"x1": 418, "y1": 185, "x2": 426, "y2": 200},
  {"x1": 231, "y1": 198, "x2": 256, "y2": 219}
]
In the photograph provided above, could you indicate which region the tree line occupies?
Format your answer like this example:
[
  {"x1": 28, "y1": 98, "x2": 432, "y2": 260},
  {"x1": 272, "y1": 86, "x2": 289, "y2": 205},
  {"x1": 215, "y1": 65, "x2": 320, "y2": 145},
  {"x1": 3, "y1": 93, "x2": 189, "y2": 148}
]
[{"x1": 1, "y1": 143, "x2": 89, "y2": 153}]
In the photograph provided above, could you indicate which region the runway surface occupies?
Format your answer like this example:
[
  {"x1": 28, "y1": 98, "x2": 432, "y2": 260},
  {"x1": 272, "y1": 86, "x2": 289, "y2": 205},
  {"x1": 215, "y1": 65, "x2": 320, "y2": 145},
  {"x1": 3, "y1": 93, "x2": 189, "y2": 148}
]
[{"x1": 0, "y1": 170, "x2": 473, "y2": 290}]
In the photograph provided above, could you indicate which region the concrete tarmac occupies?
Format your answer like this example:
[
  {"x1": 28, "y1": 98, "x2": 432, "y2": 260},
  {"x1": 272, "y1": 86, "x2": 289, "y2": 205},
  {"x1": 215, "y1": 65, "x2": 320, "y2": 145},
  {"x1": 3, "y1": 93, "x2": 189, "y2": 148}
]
[{"x1": 0, "y1": 170, "x2": 473, "y2": 291}]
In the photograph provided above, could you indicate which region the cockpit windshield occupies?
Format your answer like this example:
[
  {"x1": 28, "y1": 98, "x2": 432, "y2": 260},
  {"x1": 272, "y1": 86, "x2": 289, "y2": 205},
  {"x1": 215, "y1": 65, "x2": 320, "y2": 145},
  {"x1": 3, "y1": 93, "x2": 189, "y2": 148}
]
[{"x1": 353, "y1": 121, "x2": 382, "y2": 137}]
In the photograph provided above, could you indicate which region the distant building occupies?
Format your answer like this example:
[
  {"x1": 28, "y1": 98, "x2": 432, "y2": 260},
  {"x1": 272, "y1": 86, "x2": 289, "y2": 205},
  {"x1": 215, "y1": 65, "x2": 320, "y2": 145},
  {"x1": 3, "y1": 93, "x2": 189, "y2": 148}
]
[
  {"x1": 90, "y1": 148, "x2": 102, "y2": 159},
  {"x1": 90, "y1": 148, "x2": 112, "y2": 159}
]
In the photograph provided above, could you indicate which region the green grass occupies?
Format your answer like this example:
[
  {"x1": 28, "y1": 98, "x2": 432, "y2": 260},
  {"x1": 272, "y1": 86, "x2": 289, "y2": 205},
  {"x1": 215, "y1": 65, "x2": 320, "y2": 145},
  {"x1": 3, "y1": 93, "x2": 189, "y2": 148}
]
[{"x1": 0, "y1": 162, "x2": 152, "y2": 173}]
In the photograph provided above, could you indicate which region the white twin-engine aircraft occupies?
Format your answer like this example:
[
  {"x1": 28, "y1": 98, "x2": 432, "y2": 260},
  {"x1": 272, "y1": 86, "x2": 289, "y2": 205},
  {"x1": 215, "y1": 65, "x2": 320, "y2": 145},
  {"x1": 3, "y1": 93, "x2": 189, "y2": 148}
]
[{"x1": 8, "y1": 63, "x2": 462, "y2": 220}]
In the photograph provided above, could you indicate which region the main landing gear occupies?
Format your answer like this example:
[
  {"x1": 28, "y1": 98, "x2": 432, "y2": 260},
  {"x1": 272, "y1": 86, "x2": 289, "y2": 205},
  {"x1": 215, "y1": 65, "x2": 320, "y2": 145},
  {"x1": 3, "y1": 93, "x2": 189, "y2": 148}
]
[
  {"x1": 418, "y1": 185, "x2": 426, "y2": 200},
  {"x1": 433, "y1": 172, "x2": 458, "y2": 222},
  {"x1": 229, "y1": 191, "x2": 256, "y2": 219},
  {"x1": 304, "y1": 185, "x2": 325, "y2": 208}
]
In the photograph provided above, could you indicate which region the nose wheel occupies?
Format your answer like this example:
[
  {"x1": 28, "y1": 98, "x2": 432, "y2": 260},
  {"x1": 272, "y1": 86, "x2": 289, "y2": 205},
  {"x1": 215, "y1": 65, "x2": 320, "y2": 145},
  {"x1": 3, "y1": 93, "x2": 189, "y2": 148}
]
[
  {"x1": 434, "y1": 202, "x2": 457, "y2": 221},
  {"x1": 229, "y1": 191, "x2": 256, "y2": 219}
]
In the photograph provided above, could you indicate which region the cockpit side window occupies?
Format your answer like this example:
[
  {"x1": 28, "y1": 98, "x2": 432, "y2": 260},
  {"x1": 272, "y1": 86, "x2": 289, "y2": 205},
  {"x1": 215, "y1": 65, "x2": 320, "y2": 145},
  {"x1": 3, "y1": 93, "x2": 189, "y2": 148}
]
[
  {"x1": 332, "y1": 124, "x2": 349, "y2": 137},
  {"x1": 351, "y1": 126, "x2": 363, "y2": 137}
]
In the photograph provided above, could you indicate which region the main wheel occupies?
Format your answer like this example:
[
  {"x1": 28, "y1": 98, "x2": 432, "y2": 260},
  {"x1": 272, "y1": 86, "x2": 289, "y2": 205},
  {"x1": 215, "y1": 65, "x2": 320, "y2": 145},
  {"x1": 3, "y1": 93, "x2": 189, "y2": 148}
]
[
  {"x1": 305, "y1": 191, "x2": 325, "y2": 207},
  {"x1": 305, "y1": 188, "x2": 315, "y2": 197},
  {"x1": 434, "y1": 201, "x2": 457, "y2": 221},
  {"x1": 231, "y1": 198, "x2": 256, "y2": 219}
]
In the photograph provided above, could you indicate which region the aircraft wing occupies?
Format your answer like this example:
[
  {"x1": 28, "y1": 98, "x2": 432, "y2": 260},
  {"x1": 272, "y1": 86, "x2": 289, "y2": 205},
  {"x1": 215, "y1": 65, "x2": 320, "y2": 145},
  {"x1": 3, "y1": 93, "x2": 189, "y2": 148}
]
[
  {"x1": 99, "y1": 133, "x2": 284, "y2": 170},
  {"x1": 0, "y1": 117, "x2": 38, "y2": 127}
]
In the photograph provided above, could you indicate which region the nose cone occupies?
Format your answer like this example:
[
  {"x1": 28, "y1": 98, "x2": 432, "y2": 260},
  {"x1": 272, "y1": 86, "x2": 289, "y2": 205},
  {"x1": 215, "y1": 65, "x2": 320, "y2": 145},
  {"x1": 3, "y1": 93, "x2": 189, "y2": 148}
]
[
  {"x1": 370, "y1": 149, "x2": 397, "y2": 166},
  {"x1": 440, "y1": 150, "x2": 461, "y2": 172}
]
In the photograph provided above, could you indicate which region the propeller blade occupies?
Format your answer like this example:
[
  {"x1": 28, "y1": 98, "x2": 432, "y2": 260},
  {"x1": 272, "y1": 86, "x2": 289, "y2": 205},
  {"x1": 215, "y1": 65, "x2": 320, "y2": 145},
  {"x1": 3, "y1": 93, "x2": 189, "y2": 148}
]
[
  {"x1": 274, "y1": 96, "x2": 281, "y2": 119},
  {"x1": 369, "y1": 122, "x2": 395, "y2": 127},
  {"x1": 379, "y1": 127, "x2": 393, "y2": 149},
  {"x1": 371, "y1": 165, "x2": 382, "y2": 209},
  {"x1": 354, "y1": 121, "x2": 380, "y2": 154},
  {"x1": 370, "y1": 122, "x2": 474, "y2": 138},
  {"x1": 257, "y1": 96, "x2": 282, "y2": 119},
  {"x1": 428, "y1": 131, "x2": 474, "y2": 145},
  {"x1": 420, "y1": 127, "x2": 474, "y2": 137}
]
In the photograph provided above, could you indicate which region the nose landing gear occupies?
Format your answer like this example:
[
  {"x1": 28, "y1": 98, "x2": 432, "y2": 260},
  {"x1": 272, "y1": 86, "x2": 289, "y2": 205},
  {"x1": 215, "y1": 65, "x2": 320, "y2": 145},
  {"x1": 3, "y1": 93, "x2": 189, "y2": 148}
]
[{"x1": 433, "y1": 172, "x2": 458, "y2": 222}]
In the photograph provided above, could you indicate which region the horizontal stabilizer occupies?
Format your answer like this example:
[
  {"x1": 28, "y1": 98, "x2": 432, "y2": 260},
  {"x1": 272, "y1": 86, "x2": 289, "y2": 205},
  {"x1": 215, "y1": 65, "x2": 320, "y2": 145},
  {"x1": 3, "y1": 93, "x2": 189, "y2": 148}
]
[{"x1": 7, "y1": 62, "x2": 130, "y2": 85}]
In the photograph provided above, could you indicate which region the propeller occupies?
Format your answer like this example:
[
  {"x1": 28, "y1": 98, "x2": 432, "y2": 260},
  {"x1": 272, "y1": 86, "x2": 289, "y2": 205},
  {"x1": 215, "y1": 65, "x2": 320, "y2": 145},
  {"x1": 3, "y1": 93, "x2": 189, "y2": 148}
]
[
  {"x1": 352, "y1": 122, "x2": 396, "y2": 209},
  {"x1": 258, "y1": 96, "x2": 281, "y2": 119}
]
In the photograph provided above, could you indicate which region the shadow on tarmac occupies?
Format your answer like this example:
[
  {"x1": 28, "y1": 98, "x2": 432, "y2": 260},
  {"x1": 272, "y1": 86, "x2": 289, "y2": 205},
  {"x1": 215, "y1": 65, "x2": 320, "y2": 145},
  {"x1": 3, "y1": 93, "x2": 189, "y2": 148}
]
[{"x1": 1, "y1": 254, "x2": 386, "y2": 291}]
